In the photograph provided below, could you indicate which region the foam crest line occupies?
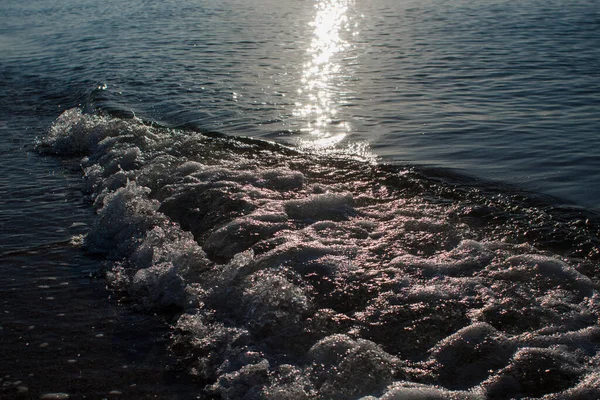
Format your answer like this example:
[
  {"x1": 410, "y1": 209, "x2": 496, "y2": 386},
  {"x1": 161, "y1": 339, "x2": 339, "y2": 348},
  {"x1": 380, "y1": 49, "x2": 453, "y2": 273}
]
[{"x1": 37, "y1": 109, "x2": 600, "y2": 399}]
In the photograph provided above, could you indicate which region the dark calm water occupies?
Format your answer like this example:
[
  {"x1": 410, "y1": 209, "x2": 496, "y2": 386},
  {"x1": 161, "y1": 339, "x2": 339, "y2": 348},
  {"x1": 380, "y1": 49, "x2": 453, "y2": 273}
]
[{"x1": 1, "y1": 0, "x2": 600, "y2": 398}]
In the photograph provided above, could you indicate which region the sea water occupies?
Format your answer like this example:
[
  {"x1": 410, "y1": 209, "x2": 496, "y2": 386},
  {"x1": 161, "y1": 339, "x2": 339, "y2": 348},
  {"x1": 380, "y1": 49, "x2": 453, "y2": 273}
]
[{"x1": 1, "y1": 0, "x2": 599, "y2": 398}]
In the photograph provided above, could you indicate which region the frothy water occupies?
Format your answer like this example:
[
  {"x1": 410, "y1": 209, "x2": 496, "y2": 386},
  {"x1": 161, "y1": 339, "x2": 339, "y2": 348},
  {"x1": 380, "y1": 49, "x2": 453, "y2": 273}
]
[{"x1": 34, "y1": 109, "x2": 600, "y2": 399}]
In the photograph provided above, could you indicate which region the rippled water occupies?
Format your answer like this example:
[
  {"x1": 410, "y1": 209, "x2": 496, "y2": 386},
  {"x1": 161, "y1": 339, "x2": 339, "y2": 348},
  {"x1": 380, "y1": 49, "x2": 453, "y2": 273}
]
[
  {"x1": 1, "y1": 0, "x2": 600, "y2": 398},
  {"x1": 2, "y1": 0, "x2": 599, "y2": 207}
]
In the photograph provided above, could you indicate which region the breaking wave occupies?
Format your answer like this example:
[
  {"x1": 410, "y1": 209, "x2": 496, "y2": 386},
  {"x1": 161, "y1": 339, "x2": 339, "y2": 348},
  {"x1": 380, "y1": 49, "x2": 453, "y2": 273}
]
[{"x1": 37, "y1": 109, "x2": 600, "y2": 399}]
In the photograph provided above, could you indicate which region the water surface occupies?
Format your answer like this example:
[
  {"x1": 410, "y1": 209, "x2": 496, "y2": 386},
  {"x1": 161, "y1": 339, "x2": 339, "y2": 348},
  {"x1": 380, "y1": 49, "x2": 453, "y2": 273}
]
[{"x1": 1, "y1": 0, "x2": 600, "y2": 398}]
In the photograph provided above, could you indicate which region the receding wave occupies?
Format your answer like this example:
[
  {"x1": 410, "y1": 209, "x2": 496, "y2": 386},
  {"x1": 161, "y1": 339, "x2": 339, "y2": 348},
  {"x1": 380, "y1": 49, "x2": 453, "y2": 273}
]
[{"x1": 36, "y1": 109, "x2": 600, "y2": 399}]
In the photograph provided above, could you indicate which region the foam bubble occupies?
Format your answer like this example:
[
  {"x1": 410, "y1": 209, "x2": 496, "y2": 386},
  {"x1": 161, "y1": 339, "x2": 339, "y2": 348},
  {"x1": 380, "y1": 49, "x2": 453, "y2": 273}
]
[
  {"x1": 207, "y1": 359, "x2": 270, "y2": 399},
  {"x1": 84, "y1": 181, "x2": 164, "y2": 258},
  {"x1": 367, "y1": 382, "x2": 484, "y2": 400},
  {"x1": 203, "y1": 216, "x2": 290, "y2": 262},
  {"x1": 429, "y1": 323, "x2": 512, "y2": 388},
  {"x1": 130, "y1": 263, "x2": 188, "y2": 310},
  {"x1": 482, "y1": 347, "x2": 585, "y2": 398},
  {"x1": 309, "y1": 334, "x2": 405, "y2": 400}
]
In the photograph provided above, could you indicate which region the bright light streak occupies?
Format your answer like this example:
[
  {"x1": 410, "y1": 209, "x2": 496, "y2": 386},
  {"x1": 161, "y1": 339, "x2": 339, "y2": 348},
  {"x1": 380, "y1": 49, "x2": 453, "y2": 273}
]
[{"x1": 293, "y1": 0, "x2": 354, "y2": 149}]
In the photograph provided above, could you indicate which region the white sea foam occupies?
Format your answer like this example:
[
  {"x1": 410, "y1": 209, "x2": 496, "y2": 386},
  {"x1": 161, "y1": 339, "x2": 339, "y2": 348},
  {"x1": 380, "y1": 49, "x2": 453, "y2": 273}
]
[{"x1": 38, "y1": 109, "x2": 600, "y2": 399}]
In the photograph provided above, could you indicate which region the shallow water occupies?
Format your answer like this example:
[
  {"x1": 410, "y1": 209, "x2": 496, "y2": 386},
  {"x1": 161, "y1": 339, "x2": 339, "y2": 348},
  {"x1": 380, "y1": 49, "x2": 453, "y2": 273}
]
[{"x1": 0, "y1": 119, "x2": 199, "y2": 398}]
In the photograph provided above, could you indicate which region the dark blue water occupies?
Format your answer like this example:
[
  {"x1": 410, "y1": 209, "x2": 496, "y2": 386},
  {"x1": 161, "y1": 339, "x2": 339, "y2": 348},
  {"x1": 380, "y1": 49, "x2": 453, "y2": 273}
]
[
  {"x1": 2, "y1": 0, "x2": 599, "y2": 208},
  {"x1": 1, "y1": 0, "x2": 600, "y2": 398}
]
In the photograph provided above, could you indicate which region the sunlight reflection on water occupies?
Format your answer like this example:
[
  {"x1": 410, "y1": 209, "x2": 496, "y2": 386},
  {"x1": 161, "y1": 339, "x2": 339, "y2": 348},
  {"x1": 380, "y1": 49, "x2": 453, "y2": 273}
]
[{"x1": 293, "y1": 0, "x2": 372, "y2": 160}]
